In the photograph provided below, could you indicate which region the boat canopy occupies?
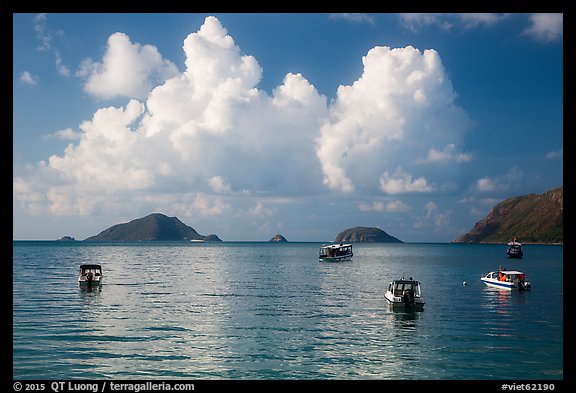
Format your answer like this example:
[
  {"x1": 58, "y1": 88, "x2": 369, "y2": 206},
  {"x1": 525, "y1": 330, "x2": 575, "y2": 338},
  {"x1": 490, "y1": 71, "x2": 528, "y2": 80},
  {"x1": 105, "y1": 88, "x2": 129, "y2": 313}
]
[
  {"x1": 320, "y1": 243, "x2": 352, "y2": 249},
  {"x1": 497, "y1": 270, "x2": 524, "y2": 275},
  {"x1": 391, "y1": 279, "x2": 420, "y2": 284},
  {"x1": 80, "y1": 264, "x2": 102, "y2": 270}
]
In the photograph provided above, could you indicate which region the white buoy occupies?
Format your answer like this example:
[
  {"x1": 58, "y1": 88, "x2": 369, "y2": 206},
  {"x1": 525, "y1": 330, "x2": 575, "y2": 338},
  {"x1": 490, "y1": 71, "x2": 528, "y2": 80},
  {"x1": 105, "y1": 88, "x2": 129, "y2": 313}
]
[{"x1": 462, "y1": 281, "x2": 467, "y2": 286}]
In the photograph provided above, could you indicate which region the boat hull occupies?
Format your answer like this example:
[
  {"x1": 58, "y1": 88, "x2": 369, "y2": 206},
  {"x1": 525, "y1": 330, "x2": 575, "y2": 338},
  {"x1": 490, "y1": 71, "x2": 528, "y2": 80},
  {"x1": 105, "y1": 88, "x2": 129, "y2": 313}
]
[
  {"x1": 78, "y1": 277, "x2": 103, "y2": 286},
  {"x1": 319, "y1": 255, "x2": 353, "y2": 262},
  {"x1": 384, "y1": 292, "x2": 425, "y2": 309},
  {"x1": 481, "y1": 278, "x2": 530, "y2": 291}
]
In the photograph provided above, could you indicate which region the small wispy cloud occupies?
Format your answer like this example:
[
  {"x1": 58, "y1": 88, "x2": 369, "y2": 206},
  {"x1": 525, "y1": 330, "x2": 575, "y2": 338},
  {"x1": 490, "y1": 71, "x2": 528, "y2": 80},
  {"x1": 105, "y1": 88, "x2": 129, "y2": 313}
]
[
  {"x1": 32, "y1": 14, "x2": 72, "y2": 77},
  {"x1": 475, "y1": 177, "x2": 497, "y2": 192},
  {"x1": 55, "y1": 51, "x2": 70, "y2": 77},
  {"x1": 329, "y1": 13, "x2": 375, "y2": 25},
  {"x1": 522, "y1": 13, "x2": 563, "y2": 42},
  {"x1": 379, "y1": 167, "x2": 435, "y2": 195},
  {"x1": 43, "y1": 128, "x2": 82, "y2": 140},
  {"x1": 475, "y1": 167, "x2": 524, "y2": 193},
  {"x1": 413, "y1": 201, "x2": 452, "y2": 230},
  {"x1": 358, "y1": 199, "x2": 410, "y2": 212},
  {"x1": 33, "y1": 13, "x2": 51, "y2": 51},
  {"x1": 418, "y1": 144, "x2": 472, "y2": 163},
  {"x1": 246, "y1": 202, "x2": 277, "y2": 218},
  {"x1": 19, "y1": 71, "x2": 38, "y2": 85},
  {"x1": 399, "y1": 13, "x2": 508, "y2": 32},
  {"x1": 400, "y1": 13, "x2": 562, "y2": 44},
  {"x1": 545, "y1": 148, "x2": 563, "y2": 159}
]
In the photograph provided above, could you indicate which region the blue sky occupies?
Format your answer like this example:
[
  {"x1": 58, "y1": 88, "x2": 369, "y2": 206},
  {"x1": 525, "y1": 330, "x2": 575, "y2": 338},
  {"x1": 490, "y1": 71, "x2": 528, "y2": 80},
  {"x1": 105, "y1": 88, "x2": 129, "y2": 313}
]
[{"x1": 13, "y1": 13, "x2": 563, "y2": 242}]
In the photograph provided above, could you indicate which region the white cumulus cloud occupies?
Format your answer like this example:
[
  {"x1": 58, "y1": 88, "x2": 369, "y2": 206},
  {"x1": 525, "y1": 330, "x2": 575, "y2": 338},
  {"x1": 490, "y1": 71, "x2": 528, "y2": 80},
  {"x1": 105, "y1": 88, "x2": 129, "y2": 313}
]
[
  {"x1": 316, "y1": 45, "x2": 470, "y2": 194},
  {"x1": 15, "y1": 16, "x2": 472, "y2": 224},
  {"x1": 78, "y1": 32, "x2": 179, "y2": 100}
]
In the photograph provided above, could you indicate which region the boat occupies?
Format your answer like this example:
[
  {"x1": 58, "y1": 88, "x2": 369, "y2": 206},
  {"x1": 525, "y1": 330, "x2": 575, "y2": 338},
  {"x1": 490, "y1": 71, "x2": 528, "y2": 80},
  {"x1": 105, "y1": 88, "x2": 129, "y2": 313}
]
[
  {"x1": 507, "y1": 239, "x2": 524, "y2": 259},
  {"x1": 481, "y1": 267, "x2": 530, "y2": 291},
  {"x1": 384, "y1": 278, "x2": 425, "y2": 309},
  {"x1": 318, "y1": 243, "x2": 353, "y2": 262},
  {"x1": 78, "y1": 264, "x2": 104, "y2": 287}
]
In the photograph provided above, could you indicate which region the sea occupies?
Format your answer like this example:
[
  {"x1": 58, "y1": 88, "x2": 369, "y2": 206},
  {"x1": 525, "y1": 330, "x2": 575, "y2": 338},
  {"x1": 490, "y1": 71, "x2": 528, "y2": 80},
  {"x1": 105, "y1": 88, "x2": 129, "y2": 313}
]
[{"x1": 12, "y1": 241, "x2": 564, "y2": 382}]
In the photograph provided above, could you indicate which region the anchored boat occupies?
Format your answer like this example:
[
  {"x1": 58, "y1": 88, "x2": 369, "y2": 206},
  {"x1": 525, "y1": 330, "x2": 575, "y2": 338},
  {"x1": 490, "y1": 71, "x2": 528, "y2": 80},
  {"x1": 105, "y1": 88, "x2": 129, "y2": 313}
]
[
  {"x1": 506, "y1": 239, "x2": 524, "y2": 259},
  {"x1": 385, "y1": 278, "x2": 425, "y2": 310},
  {"x1": 318, "y1": 243, "x2": 353, "y2": 262},
  {"x1": 78, "y1": 264, "x2": 103, "y2": 287},
  {"x1": 481, "y1": 268, "x2": 530, "y2": 291}
]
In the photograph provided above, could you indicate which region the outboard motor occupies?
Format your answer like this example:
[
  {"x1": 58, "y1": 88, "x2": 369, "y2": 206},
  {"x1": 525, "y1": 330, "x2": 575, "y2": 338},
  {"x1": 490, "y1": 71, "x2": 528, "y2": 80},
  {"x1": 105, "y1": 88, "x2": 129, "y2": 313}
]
[
  {"x1": 518, "y1": 280, "x2": 530, "y2": 291},
  {"x1": 86, "y1": 272, "x2": 94, "y2": 288}
]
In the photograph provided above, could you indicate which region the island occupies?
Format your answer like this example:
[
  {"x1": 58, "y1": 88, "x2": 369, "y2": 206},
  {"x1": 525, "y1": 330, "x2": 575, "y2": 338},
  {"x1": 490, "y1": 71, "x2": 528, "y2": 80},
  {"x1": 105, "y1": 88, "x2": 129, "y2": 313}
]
[
  {"x1": 57, "y1": 236, "x2": 76, "y2": 242},
  {"x1": 84, "y1": 213, "x2": 222, "y2": 242},
  {"x1": 453, "y1": 185, "x2": 563, "y2": 244},
  {"x1": 268, "y1": 234, "x2": 288, "y2": 242},
  {"x1": 334, "y1": 227, "x2": 403, "y2": 243}
]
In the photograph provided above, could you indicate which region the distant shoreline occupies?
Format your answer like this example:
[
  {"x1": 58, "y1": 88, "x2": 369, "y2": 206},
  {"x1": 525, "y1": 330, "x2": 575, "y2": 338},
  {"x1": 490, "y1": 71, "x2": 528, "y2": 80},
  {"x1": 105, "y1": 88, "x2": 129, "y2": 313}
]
[{"x1": 13, "y1": 239, "x2": 563, "y2": 246}]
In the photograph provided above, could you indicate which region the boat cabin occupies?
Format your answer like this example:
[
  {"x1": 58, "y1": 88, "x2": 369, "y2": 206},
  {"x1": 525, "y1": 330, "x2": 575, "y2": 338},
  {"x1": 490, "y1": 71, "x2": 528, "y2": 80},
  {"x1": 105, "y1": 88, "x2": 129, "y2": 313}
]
[
  {"x1": 507, "y1": 242, "x2": 523, "y2": 258},
  {"x1": 481, "y1": 269, "x2": 530, "y2": 290},
  {"x1": 319, "y1": 243, "x2": 353, "y2": 261},
  {"x1": 385, "y1": 278, "x2": 425, "y2": 309},
  {"x1": 388, "y1": 279, "x2": 422, "y2": 298},
  {"x1": 78, "y1": 264, "x2": 103, "y2": 286},
  {"x1": 484, "y1": 270, "x2": 526, "y2": 283},
  {"x1": 80, "y1": 264, "x2": 102, "y2": 277}
]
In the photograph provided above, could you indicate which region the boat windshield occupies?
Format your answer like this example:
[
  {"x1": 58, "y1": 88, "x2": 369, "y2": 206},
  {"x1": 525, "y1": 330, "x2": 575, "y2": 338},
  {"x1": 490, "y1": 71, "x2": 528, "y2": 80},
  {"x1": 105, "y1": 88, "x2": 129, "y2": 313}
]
[
  {"x1": 81, "y1": 268, "x2": 101, "y2": 275},
  {"x1": 393, "y1": 282, "x2": 420, "y2": 296}
]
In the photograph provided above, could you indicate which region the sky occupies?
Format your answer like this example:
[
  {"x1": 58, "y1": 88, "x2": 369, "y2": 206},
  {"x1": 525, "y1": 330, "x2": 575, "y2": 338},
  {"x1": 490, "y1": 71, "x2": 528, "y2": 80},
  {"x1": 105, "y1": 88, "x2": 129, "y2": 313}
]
[{"x1": 13, "y1": 13, "x2": 564, "y2": 242}]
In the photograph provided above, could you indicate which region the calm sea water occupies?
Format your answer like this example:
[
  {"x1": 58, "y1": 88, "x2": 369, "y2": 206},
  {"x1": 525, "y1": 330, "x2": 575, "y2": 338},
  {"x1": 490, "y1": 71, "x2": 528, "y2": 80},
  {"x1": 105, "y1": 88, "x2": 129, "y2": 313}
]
[{"x1": 13, "y1": 241, "x2": 563, "y2": 380}]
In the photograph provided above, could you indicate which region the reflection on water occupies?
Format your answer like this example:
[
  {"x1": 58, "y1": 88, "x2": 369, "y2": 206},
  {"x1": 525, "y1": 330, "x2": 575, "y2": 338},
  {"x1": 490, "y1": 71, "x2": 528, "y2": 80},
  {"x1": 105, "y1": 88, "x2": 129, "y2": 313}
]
[
  {"x1": 77, "y1": 285, "x2": 103, "y2": 316},
  {"x1": 13, "y1": 242, "x2": 563, "y2": 380},
  {"x1": 390, "y1": 308, "x2": 422, "y2": 325},
  {"x1": 79, "y1": 284, "x2": 102, "y2": 294},
  {"x1": 478, "y1": 285, "x2": 533, "y2": 342}
]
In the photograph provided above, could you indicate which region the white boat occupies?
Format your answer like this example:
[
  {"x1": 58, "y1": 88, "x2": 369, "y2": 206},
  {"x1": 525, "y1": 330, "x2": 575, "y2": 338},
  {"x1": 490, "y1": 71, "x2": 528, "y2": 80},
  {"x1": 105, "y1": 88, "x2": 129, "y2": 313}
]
[
  {"x1": 78, "y1": 264, "x2": 103, "y2": 287},
  {"x1": 481, "y1": 268, "x2": 530, "y2": 291},
  {"x1": 319, "y1": 243, "x2": 353, "y2": 262},
  {"x1": 506, "y1": 240, "x2": 524, "y2": 259},
  {"x1": 385, "y1": 278, "x2": 425, "y2": 309}
]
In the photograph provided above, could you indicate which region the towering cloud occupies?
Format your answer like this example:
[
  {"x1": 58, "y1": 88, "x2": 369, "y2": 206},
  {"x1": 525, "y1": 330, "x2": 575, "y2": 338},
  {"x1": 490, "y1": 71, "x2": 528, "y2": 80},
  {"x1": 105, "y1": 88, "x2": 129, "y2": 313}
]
[
  {"x1": 14, "y1": 16, "x2": 471, "y2": 221},
  {"x1": 315, "y1": 45, "x2": 471, "y2": 194}
]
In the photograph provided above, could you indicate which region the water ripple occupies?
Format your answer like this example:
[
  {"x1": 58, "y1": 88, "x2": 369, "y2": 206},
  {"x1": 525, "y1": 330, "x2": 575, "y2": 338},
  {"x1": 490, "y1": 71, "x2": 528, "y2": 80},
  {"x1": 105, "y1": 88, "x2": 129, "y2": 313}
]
[{"x1": 13, "y1": 242, "x2": 563, "y2": 380}]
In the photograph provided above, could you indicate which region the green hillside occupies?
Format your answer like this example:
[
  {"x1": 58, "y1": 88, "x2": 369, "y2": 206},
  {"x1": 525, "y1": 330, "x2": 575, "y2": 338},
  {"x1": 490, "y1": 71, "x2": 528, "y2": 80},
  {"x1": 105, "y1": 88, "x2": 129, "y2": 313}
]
[{"x1": 453, "y1": 186, "x2": 563, "y2": 244}]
